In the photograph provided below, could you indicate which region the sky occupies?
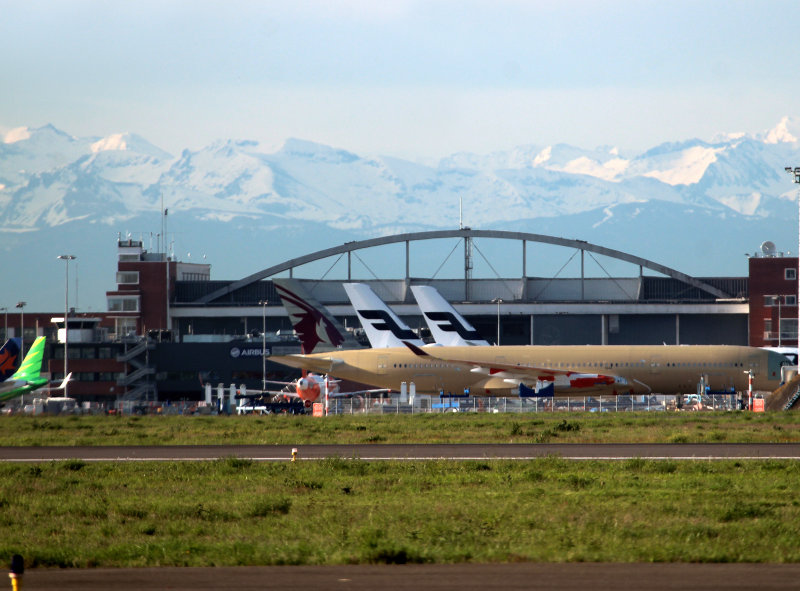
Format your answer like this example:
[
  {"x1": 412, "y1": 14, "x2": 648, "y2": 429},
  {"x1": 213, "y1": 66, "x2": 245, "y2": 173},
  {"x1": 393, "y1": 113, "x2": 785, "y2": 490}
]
[{"x1": 2, "y1": 0, "x2": 800, "y2": 161}]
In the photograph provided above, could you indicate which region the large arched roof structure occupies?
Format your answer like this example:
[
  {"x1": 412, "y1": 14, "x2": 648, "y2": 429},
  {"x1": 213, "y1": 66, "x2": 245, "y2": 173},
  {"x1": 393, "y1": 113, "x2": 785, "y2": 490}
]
[{"x1": 195, "y1": 229, "x2": 731, "y2": 303}]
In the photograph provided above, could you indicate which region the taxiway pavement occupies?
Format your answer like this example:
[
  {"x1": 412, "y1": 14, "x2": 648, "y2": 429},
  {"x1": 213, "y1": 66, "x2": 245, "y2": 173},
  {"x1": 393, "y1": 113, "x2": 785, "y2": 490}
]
[
  {"x1": 16, "y1": 563, "x2": 800, "y2": 590},
  {"x1": 1, "y1": 442, "x2": 799, "y2": 462}
]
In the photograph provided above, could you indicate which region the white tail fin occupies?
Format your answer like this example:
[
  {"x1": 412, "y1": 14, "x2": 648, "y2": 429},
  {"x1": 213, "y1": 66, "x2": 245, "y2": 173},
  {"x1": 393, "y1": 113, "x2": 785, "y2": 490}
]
[
  {"x1": 56, "y1": 373, "x2": 72, "y2": 390},
  {"x1": 410, "y1": 285, "x2": 491, "y2": 346},
  {"x1": 343, "y1": 283, "x2": 425, "y2": 349}
]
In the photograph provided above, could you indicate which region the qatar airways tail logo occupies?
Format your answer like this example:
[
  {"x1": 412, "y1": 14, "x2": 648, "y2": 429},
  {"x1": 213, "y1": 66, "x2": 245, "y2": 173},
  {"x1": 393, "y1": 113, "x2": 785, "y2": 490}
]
[
  {"x1": 358, "y1": 310, "x2": 417, "y2": 339},
  {"x1": 275, "y1": 285, "x2": 345, "y2": 353},
  {"x1": 423, "y1": 311, "x2": 482, "y2": 340}
]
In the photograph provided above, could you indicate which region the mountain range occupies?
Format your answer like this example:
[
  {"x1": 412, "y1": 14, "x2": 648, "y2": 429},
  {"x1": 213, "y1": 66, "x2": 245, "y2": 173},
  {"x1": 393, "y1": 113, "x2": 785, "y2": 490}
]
[{"x1": 1, "y1": 118, "x2": 799, "y2": 312}]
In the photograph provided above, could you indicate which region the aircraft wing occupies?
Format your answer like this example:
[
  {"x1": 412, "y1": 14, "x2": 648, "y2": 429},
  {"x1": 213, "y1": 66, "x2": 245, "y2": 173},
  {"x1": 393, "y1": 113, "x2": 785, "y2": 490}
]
[
  {"x1": 238, "y1": 386, "x2": 390, "y2": 400},
  {"x1": 401, "y1": 341, "x2": 570, "y2": 377},
  {"x1": 237, "y1": 372, "x2": 390, "y2": 401},
  {"x1": 236, "y1": 389, "x2": 320, "y2": 400},
  {"x1": 309, "y1": 387, "x2": 391, "y2": 398},
  {"x1": 403, "y1": 341, "x2": 628, "y2": 394}
]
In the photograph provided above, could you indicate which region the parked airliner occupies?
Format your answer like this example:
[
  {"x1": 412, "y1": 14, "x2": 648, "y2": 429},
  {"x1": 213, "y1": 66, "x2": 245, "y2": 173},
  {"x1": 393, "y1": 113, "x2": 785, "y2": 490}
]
[{"x1": 272, "y1": 343, "x2": 786, "y2": 397}]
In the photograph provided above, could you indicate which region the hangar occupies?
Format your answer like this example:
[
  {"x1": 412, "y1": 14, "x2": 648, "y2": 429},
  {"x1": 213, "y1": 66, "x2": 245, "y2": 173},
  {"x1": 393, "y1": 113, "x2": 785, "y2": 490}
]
[
  {"x1": 169, "y1": 229, "x2": 748, "y2": 348},
  {"x1": 7, "y1": 229, "x2": 794, "y2": 407}
]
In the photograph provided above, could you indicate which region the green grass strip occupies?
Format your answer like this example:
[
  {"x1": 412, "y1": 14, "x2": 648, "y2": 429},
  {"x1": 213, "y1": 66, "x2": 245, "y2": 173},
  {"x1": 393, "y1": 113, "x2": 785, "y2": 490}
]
[
  {"x1": 0, "y1": 412, "x2": 799, "y2": 446},
  {"x1": 1, "y1": 458, "x2": 799, "y2": 567}
]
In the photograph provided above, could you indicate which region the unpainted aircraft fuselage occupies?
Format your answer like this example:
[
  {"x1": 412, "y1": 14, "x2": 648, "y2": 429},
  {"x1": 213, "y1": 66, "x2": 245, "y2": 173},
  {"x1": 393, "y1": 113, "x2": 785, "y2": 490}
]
[{"x1": 272, "y1": 345, "x2": 787, "y2": 397}]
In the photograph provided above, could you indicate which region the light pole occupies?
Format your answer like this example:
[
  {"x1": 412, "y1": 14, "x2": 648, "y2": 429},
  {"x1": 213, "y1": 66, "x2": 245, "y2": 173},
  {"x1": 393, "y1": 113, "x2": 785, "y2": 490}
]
[
  {"x1": 58, "y1": 255, "x2": 76, "y2": 395},
  {"x1": 259, "y1": 300, "x2": 268, "y2": 392},
  {"x1": 786, "y1": 166, "x2": 800, "y2": 348},
  {"x1": 15, "y1": 301, "x2": 25, "y2": 357},
  {"x1": 0, "y1": 307, "x2": 6, "y2": 341},
  {"x1": 492, "y1": 298, "x2": 503, "y2": 345}
]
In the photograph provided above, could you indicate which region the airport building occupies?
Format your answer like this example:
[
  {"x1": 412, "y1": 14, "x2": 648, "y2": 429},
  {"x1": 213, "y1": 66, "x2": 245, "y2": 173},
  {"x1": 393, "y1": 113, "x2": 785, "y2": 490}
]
[
  {"x1": 747, "y1": 242, "x2": 799, "y2": 350},
  {"x1": 1, "y1": 230, "x2": 796, "y2": 408}
]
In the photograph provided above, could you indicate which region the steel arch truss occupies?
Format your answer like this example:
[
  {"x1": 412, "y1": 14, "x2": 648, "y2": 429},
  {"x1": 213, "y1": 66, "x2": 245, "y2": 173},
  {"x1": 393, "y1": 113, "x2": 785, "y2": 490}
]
[{"x1": 195, "y1": 229, "x2": 730, "y2": 303}]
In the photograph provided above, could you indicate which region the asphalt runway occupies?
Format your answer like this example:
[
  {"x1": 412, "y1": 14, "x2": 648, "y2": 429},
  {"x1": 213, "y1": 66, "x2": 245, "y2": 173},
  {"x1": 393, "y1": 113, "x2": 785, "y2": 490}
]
[
  {"x1": 15, "y1": 563, "x2": 800, "y2": 590},
  {"x1": 1, "y1": 442, "x2": 800, "y2": 461}
]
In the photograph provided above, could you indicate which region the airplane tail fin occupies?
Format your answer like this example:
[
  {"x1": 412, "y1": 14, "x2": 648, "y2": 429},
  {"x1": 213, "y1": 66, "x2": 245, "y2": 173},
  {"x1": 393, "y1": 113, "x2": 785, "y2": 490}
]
[
  {"x1": 402, "y1": 340, "x2": 429, "y2": 357},
  {"x1": 0, "y1": 338, "x2": 22, "y2": 382},
  {"x1": 343, "y1": 283, "x2": 425, "y2": 349},
  {"x1": 273, "y1": 278, "x2": 360, "y2": 354},
  {"x1": 10, "y1": 336, "x2": 46, "y2": 382},
  {"x1": 410, "y1": 285, "x2": 490, "y2": 346},
  {"x1": 519, "y1": 382, "x2": 554, "y2": 398},
  {"x1": 56, "y1": 373, "x2": 72, "y2": 390}
]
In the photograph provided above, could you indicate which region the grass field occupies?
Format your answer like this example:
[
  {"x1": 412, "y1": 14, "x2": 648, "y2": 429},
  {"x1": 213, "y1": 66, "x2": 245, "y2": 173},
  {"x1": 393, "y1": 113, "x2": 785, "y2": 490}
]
[
  {"x1": 1, "y1": 411, "x2": 800, "y2": 446},
  {"x1": 1, "y1": 457, "x2": 799, "y2": 567},
  {"x1": 1, "y1": 412, "x2": 799, "y2": 567}
]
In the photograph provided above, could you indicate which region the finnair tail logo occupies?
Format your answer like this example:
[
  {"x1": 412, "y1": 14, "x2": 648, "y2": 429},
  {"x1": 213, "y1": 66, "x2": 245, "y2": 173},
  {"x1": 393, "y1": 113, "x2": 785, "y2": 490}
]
[
  {"x1": 424, "y1": 311, "x2": 482, "y2": 340},
  {"x1": 358, "y1": 310, "x2": 417, "y2": 339}
]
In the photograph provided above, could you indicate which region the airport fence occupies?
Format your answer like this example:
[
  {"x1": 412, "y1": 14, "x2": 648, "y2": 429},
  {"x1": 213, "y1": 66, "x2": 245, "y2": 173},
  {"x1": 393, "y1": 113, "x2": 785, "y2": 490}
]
[
  {"x1": 8, "y1": 391, "x2": 748, "y2": 416},
  {"x1": 325, "y1": 393, "x2": 743, "y2": 415},
  {"x1": 41, "y1": 393, "x2": 742, "y2": 416}
]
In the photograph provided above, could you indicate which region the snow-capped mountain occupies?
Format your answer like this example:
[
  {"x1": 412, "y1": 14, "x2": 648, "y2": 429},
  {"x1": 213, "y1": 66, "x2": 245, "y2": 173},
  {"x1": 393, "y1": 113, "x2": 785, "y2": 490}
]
[{"x1": 1, "y1": 117, "x2": 799, "y2": 312}]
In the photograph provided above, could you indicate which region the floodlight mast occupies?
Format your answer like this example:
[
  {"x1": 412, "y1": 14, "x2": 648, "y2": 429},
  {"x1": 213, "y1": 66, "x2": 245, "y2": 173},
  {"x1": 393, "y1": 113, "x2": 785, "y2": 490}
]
[
  {"x1": 58, "y1": 255, "x2": 76, "y2": 396},
  {"x1": 786, "y1": 167, "x2": 800, "y2": 348},
  {"x1": 15, "y1": 301, "x2": 25, "y2": 358},
  {"x1": 259, "y1": 300, "x2": 268, "y2": 392},
  {"x1": 492, "y1": 298, "x2": 503, "y2": 345}
]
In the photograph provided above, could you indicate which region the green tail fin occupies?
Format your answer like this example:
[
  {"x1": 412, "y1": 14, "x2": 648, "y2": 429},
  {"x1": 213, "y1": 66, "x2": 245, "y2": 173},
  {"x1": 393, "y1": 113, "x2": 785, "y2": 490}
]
[{"x1": 11, "y1": 336, "x2": 46, "y2": 382}]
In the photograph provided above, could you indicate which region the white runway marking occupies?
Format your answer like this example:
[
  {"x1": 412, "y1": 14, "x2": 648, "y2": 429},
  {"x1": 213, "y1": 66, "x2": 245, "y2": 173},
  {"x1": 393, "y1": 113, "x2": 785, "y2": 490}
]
[{"x1": 4, "y1": 455, "x2": 799, "y2": 462}]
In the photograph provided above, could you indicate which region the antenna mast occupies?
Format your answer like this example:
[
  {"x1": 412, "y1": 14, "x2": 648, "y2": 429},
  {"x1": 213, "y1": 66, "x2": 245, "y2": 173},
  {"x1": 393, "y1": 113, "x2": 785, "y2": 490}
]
[
  {"x1": 162, "y1": 195, "x2": 170, "y2": 333},
  {"x1": 460, "y1": 197, "x2": 473, "y2": 299}
]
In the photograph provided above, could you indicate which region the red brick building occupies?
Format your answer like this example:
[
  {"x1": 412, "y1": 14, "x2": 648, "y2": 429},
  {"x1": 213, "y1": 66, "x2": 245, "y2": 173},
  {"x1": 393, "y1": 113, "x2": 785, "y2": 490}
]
[
  {"x1": 105, "y1": 238, "x2": 174, "y2": 338},
  {"x1": 748, "y1": 255, "x2": 798, "y2": 348},
  {"x1": 42, "y1": 237, "x2": 210, "y2": 402}
]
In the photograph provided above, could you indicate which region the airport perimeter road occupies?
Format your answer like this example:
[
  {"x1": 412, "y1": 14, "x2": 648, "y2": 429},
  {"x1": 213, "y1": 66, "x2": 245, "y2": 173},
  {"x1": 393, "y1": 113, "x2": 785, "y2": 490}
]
[
  {"x1": 17, "y1": 563, "x2": 800, "y2": 590},
  {"x1": 1, "y1": 443, "x2": 800, "y2": 461}
]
